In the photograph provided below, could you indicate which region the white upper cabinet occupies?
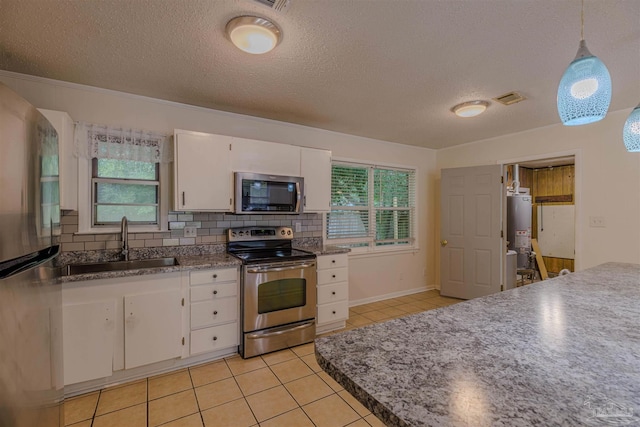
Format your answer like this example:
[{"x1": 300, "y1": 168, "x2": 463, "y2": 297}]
[
  {"x1": 231, "y1": 137, "x2": 301, "y2": 177},
  {"x1": 38, "y1": 109, "x2": 77, "y2": 210},
  {"x1": 300, "y1": 148, "x2": 331, "y2": 212},
  {"x1": 173, "y1": 130, "x2": 233, "y2": 211}
]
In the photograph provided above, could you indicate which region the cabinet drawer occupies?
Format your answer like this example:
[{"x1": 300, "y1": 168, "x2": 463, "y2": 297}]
[
  {"x1": 317, "y1": 301, "x2": 349, "y2": 325},
  {"x1": 317, "y1": 283, "x2": 348, "y2": 305},
  {"x1": 190, "y1": 282, "x2": 237, "y2": 302},
  {"x1": 318, "y1": 268, "x2": 348, "y2": 285},
  {"x1": 190, "y1": 268, "x2": 237, "y2": 286},
  {"x1": 191, "y1": 299, "x2": 238, "y2": 329},
  {"x1": 317, "y1": 254, "x2": 348, "y2": 270},
  {"x1": 190, "y1": 322, "x2": 238, "y2": 355}
]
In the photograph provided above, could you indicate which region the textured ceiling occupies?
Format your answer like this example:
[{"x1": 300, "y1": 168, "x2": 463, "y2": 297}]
[{"x1": 1, "y1": 0, "x2": 639, "y2": 149}]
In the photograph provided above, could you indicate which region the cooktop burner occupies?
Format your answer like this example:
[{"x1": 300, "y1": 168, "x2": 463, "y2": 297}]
[{"x1": 227, "y1": 226, "x2": 316, "y2": 264}]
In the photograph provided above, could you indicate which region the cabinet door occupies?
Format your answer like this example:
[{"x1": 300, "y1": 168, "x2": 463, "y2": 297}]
[
  {"x1": 124, "y1": 289, "x2": 182, "y2": 369},
  {"x1": 300, "y1": 148, "x2": 331, "y2": 212},
  {"x1": 174, "y1": 131, "x2": 232, "y2": 211},
  {"x1": 232, "y1": 137, "x2": 301, "y2": 176},
  {"x1": 63, "y1": 300, "x2": 116, "y2": 385}
]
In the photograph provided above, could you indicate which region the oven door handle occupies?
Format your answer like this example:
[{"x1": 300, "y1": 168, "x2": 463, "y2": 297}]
[
  {"x1": 246, "y1": 321, "x2": 315, "y2": 339},
  {"x1": 246, "y1": 263, "x2": 315, "y2": 273}
]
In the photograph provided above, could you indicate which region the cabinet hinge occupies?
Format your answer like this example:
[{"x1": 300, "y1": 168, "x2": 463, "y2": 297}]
[
  {"x1": 181, "y1": 298, "x2": 184, "y2": 306},
  {"x1": 501, "y1": 176, "x2": 504, "y2": 183},
  {"x1": 501, "y1": 230, "x2": 504, "y2": 238},
  {"x1": 229, "y1": 143, "x2": 232, "y2": 151},
  {"x1": 501, "y1": 285, "x2": 504, "y2": 291},
  {"x1": 182, "y1": 337, "x2": 185, "y2": 346},
  {"x1": 230, "y1": 198, "x2": 232, "y2": 206}
]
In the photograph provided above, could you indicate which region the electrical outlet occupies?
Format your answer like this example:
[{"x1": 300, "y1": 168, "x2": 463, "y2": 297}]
[
  {"x1": 295, "y1": 222, "x2": 302, "y2": 232},
  {"x1": 184, "y1": 226, "x2": 197, "y2": 237},
  {"x1": 589, "y1": 216, "x2": 606, "y2": 228}
]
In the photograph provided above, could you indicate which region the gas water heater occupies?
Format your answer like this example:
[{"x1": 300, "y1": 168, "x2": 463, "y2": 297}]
[{"x1": 507, "y1": 194, "x2": 532, "y2": 269}]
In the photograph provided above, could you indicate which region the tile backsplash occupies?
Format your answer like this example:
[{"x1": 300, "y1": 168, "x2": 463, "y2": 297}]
[{"x1": 59, "y1": 210, "x2": 323, "y2": 252}]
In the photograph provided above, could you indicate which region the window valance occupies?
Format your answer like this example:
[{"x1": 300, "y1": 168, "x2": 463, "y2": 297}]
[{"x1": 75, "y1": 122, "x2": 172, "y2": 163}]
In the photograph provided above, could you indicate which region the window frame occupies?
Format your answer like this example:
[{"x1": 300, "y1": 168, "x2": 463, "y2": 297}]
[
  {"x1": 77, "y1": 156, "x2": 169, "y2": 234},
  {"x1": 91, "y1": 158, "x2": 160, "y2": 227},
  {"x1": 325, "y1": 159, "x2": 418, "y2": 254}
]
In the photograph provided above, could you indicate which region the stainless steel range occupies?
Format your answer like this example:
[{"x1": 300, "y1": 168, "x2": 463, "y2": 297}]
[{"x1": 227, "y1": 227, "x2": 317, "y2": 358}]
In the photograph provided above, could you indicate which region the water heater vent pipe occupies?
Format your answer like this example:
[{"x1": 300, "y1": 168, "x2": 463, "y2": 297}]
[{"x1": 513, "y1": 164, "x2": 520, "y2": 194}]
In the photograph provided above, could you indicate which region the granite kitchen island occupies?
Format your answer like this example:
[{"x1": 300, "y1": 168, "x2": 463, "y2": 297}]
[{"x1": 315, "y1": 263, "x2": 640, "y2": 427}]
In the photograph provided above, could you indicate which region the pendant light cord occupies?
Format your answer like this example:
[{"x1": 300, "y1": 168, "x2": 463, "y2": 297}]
[{"x1": 580, "y1": 0, "x2": 585, "y2": 41}]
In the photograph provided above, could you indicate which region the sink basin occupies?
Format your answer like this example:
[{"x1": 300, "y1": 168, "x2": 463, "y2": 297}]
[{"x1": 63, "y1": 257, "x2": 179, "y2": 276}]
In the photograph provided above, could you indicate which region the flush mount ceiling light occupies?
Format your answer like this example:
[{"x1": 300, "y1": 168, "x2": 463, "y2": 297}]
[
  {"x1": 623, "y1": 103, "x2": 640, "y2": 152},
  {"x1": 451, "y1": 100, "x2": 490, "y2": 118},
  {"x1": 557, "y1": 0, "x2": 611, "y2": 126},
  {"x1": 226, "y1": 16, "x2": 282, "y2": 54}
]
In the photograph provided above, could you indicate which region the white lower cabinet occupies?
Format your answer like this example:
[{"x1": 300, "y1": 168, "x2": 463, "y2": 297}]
[
  {"x1": 189, "y1": 267, "x2": 239, "y2": 356},
  {"x1": 316, "y1": 254, "x2": 349, "y2": 334},
  {"x1": 62, "y1": 268, "x2": 241, "y2": 393},
  {"x1": 124, "y1": 289, "x2": 182, "y2": 369},
  {"x1": 62, "y1": 272, "x2": 184, "y2": 387},
  {"x1": 63, "y1": 300, "x2": 116, "y2": 385}
]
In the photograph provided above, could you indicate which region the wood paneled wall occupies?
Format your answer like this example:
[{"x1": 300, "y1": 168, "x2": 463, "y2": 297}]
[{"x1": 532, "y1": 165, "x2": 575, "y2": 274}]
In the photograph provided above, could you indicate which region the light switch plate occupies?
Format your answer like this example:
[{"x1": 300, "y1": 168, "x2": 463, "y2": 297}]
[
  {"x1": 589, "y1": 216, "x2": 605, "y2": 228},
  {"x1": 184, "y1": 226, "x2": 197, "y2": 237}
]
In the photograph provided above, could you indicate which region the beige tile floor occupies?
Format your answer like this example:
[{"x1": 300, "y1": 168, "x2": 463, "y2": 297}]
[{"x1": 64, "y1": 290, "x2": 461, "y2": 427}]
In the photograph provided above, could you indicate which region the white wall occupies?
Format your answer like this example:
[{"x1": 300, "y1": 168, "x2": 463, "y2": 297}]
[
  {"x1": 436, "y1": 109, "x2": 640, "y2": 285},
  {"x1": 0, "y1": 71, "x2": 438, "y2": 303}
]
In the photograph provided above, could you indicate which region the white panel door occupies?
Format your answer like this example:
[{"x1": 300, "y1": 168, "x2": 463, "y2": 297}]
[
  {"x1": 440, "y1": 165, "x2": 503, "y2": 299},
  {"x1": 173, "y1": 130, "x2": 233, "y2": 211},
  {"x1": 300, "y1": 147, "x2": 332, "y2": 212},
  {"x1": 63, "y1": 300, "x2": 116, "y2": 385},
  {"x1": 124, "y1": 289, "x2": 182, "y2": 369}
]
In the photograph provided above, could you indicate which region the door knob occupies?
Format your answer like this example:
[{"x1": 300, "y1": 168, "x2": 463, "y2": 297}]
[{"x1": 441, "y1": 240, "x2": 448, "y2": 247}]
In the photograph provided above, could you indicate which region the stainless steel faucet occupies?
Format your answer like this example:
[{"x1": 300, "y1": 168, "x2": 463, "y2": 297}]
[{"x1": 120, "y1": 216, "x2": 129, "y2": 261}]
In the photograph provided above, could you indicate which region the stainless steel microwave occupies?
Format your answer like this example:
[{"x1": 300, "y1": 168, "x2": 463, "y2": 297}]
[{"x1": 234, "y1": 172, "x2": 304, "y2": 214}]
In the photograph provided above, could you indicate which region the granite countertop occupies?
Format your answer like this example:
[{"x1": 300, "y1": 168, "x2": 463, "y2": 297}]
[
  {"x1": 60, "y1": 253, "x2": 241, "y2": 283},
  {"x1": 315, "y1": 262, "x2": 640, "y2": 427},
  {"x1": 59, "y1": 239, "x2": 347, "y2": 283}
]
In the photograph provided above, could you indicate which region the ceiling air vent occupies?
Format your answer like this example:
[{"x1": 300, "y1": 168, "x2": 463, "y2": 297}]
[
  {"x1": 493, "y1": 91, "x2": 526, "y2": 106},
  {"x1": 253, "y1": 0, "x2": 291, "y2": 14}
]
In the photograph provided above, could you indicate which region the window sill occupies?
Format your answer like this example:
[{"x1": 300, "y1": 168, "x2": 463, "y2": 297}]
[{"x1": 346, "y1": 246, "x2": 420, "y2": 259}]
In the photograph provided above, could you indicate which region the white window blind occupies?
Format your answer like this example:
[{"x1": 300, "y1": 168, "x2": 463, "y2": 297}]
[{"x1": 327, "y1": 161, "x2": 416, "y2": 250}]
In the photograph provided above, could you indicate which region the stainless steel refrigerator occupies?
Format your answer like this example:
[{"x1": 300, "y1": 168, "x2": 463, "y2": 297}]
[{"x1": 0, "y1": 82, "x2": 64, "y2": 426}]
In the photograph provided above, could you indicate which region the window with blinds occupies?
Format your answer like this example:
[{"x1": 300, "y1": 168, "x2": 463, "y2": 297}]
[{"x1": 327, "y1": 162, "x2": 416, "y2": 250}]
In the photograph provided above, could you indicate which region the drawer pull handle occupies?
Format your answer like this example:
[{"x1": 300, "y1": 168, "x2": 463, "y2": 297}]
[
  {"x1": 332, "y1": 259, "x2": 336, "y2": 263},
  {"x1": 332, "y1": 274, "x2": 336, "y2": 278},
  {"x1": 332, "y1": 310, "x2": 336, "y2": 314},
  {"x1": 212, "y1": 336, "x2": 218, "y2": 341},
  {"x1": 213, "y1": 310, "x2": 218, "y2": 315},
  {"x1": 213, "y1": 274, "x2": 218, "y2": 279},
  {"x1": 332, "y1": 291, "x2": 336, "y2": 295},
  {"x1": 213, "y1": 290, "x2": 218, "y2": 295}
]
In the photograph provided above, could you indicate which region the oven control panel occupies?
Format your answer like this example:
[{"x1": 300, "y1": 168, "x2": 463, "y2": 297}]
[{"x1": 227, "y1": 226, "x2": 293, "y2": 242}]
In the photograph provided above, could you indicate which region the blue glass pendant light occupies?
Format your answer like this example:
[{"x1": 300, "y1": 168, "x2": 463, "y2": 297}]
[
  {"x1": 623, "y1": 103, "x2": 640, "y2": 152},
  {"x1": 557, "y1": 0, "x2": 611, "y2": 126}
]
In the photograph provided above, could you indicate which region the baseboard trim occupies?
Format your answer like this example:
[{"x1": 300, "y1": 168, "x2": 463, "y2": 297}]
[{"x1": 349, "y1": 286, "x2": 436, "y2": 307}]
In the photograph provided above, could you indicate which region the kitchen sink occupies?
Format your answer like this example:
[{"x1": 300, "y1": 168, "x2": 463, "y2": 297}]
[{"x1": 63, "y1": 257, "x2": 179, "y2": 276}]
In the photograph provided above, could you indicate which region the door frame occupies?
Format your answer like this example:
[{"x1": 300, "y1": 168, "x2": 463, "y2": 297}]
[{"x1": 497, "y1": 149, "x2": 582, "y2": 272}]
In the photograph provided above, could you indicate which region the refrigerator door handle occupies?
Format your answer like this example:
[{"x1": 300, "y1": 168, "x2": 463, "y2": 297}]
[{"x1": 0, "y1": 245, "x2": 60, "y2": 280}]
